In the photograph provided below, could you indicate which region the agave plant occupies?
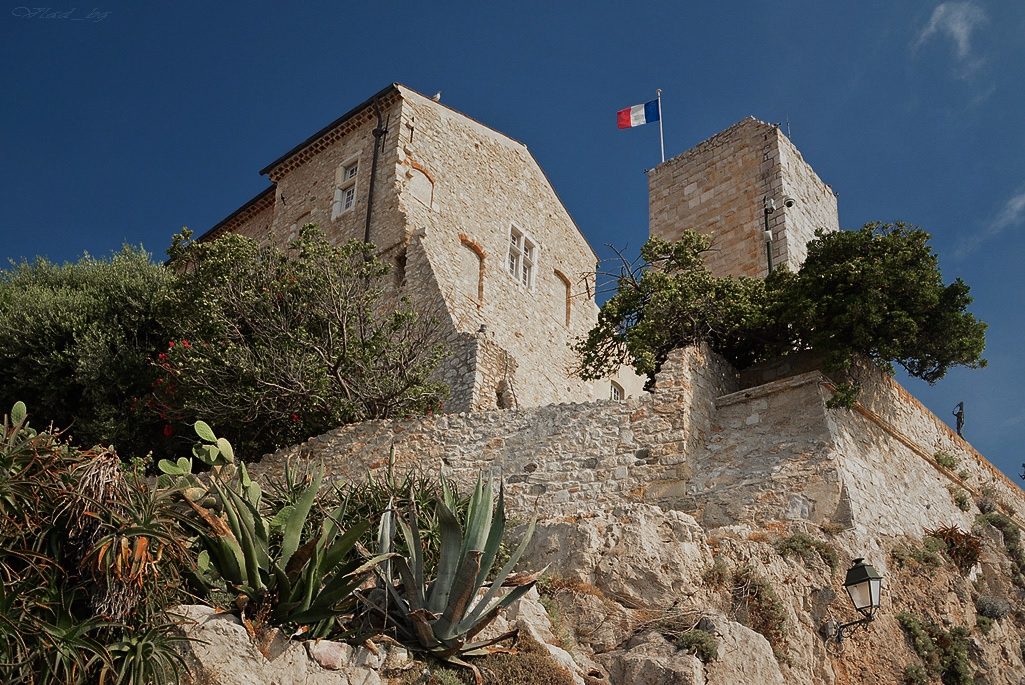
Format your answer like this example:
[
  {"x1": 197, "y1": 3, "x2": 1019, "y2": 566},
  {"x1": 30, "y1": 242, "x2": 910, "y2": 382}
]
[
  {"x1": 183, "y1": 430, "x2": 388, "y2": 638},
  {"x1": 369, "y1": 474, "x2": 540, "y2": 682},
  {"x1": 334, "y1": 448, "x2": 468, "y2": 579}
]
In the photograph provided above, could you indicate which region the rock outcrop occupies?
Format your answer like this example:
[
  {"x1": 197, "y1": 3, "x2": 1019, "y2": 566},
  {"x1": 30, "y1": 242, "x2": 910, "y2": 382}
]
[{"x1": 181, "y1": 347, "x2": 1025, "y2": 683}]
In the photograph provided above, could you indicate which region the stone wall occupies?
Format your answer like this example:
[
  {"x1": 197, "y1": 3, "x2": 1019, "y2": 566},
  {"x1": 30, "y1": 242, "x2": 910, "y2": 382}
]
[
  {"x1": 250, "y1": 345, "x2": 1025, "y2": 569},
  {"x1": 247, "y1": 345, "x2": 737, "y2": 515},
  {"x1": 647, "y1": 117, "x2": 838, "y2": 279}
]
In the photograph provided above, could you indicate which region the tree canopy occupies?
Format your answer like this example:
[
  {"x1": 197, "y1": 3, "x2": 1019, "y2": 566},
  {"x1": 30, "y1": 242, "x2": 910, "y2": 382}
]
[
  {"x1": 154, "y1": 226, "x2": 448, "y2": 456},
  {"x1": 576, "y1": 223, "x2": 987, "y2": 403},
  {"x1": 0, "y1": 226, "x2": 449, "y2": 462},
  {"x1": 0, "y1": 246, "x2": 175, "y2": 459}
]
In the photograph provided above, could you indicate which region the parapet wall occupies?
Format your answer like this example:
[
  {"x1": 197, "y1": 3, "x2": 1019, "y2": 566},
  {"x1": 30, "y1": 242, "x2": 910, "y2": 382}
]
[
  {"x1": 250, "y1": 347, "x2": 1025, "y2": 555},
  {"x1": 248, "y1": 345, "x2": 738, "y2": 515}
]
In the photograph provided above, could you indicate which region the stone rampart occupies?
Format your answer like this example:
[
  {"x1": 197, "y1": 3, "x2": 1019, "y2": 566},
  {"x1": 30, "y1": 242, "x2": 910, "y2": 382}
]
[
  {"x1": 248, "y1": 345, "x2": 737, "y2": 515},
  {"x1": 249, "y1": 346, "x2": 1025, "y2": 559}
]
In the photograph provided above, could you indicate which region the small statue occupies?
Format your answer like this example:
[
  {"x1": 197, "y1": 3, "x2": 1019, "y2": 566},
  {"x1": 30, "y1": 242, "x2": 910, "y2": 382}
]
[{"x1": 952, "y1": 402, "x2": 965, "y2": 437}]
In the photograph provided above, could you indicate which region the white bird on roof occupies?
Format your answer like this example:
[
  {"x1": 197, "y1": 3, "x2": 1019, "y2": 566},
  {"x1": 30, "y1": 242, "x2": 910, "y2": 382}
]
[{"x1": 432, "y1": 92, "x2": 441, "y2": 102}]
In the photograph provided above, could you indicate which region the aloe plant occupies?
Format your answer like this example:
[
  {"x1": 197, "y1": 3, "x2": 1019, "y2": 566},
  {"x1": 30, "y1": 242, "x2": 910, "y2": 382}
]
[
  {"x1": 370, "y1": 474, "x2": 540, "y2": 681},
  {"x1": 184, "y1": 430, "x2": 388, "y2": 638},
  {"x1": 1, "y1": 402, "x2": 194, "y2": 685}
]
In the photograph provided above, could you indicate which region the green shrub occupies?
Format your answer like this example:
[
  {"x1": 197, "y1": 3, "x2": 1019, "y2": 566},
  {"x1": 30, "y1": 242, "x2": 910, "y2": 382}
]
[
  {"x1": 976, "y1": 512, "x2": 1025, "y2": 583},
  {"x1": 976, "y1": 615, "x2": 993, "y2": 635},
  {"x1": 774, "y1": 533, "x2": 839, "y2": 572},
  {"x1": 903, "y1": 663, "x2": 929, "y2": 685},
  {"x1": 977, "y1": 496, "x2": 998, "y2": 514},
  {"x1": 675, "y1": 629, "x2": 719, "y2": 662},
  {"x1": 935, "y1": 452, "x2": 958, "y2": 469},
  {"x1": 946, "y1": 484, "x2": 972, "y2": 511},
  {"x1": 702, "y1": 557, "x2": 730, "y2": 586},
  {"x1": 0, "y1": 248, "x2": 178, "y2": 464},
  {"x1": 891, "y1": 540, "x2": 944, "y2": 574},
  {"x1": 896, "y1": 613, "x2": 973, "y2": 685},
  {"x1": 157, "y1": 227, "x2": 449, "y2": 458}
]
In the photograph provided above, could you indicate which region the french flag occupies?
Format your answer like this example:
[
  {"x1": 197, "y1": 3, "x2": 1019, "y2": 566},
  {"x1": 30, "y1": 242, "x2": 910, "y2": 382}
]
[{"x1": 617, "y1": 100, "x2": 659, "y2": 129}]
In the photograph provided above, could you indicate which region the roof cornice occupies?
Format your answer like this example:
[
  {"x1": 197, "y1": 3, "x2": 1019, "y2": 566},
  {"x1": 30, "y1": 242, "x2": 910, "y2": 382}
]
[
  {"x1": 196, "y1": 185, "x2": 276, "y2": 243},
  {"x1": 260, "y1": 83, "x2": 401, "y2": 182}
]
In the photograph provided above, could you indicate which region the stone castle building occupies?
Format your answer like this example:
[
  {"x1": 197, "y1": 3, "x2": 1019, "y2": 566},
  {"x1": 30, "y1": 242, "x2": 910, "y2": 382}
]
[
  {"x1": 200, "y1": 83, "x2": 644, "y2": 413},
  {"x1": 201, "y1": 86, "x2": 839, "y2": 414}
]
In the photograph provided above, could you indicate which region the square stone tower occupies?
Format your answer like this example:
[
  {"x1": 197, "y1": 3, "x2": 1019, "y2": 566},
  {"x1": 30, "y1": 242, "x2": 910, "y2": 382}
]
[{"x1": 648, "y1": 117, "x2": 839, "y2": 278}]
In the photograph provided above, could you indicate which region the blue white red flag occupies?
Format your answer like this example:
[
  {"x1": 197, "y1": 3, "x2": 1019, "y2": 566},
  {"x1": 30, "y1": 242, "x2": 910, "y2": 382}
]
[{"x1": 617, "y1": 100, "x2": 660, "y2": 129}]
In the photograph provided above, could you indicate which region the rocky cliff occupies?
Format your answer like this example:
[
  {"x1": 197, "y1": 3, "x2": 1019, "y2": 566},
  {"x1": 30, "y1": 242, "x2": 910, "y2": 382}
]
[{"x1": 183, "y1": 346, "x2": 1025, "y2": 684}]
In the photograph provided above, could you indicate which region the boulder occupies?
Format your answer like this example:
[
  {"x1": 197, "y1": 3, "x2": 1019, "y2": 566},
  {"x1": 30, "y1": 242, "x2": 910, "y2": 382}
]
[
  {"x1": 173, "y1": 605, "x2": 398, "y2": 685},
  {"x1": 599, "y1": 630, "x2": 706, "y2": 685},
  {"x1": 523, "y1": 504, "x2": 713, "y2": 607}
]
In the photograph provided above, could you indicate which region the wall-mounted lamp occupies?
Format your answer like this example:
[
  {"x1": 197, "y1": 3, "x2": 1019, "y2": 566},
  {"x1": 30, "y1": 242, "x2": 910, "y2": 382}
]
[{"x1": 830, "y1": 558, "x2": 884, "y2": 646}]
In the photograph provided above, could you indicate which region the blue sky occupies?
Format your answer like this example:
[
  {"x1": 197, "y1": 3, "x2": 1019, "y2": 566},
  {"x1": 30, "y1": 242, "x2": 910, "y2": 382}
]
[{"x1": 2, "y1": 2, "x2": 1023, "y2": 482}]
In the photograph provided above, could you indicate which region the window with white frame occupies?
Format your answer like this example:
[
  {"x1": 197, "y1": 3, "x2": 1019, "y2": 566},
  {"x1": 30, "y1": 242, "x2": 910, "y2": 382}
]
[
  {"x1": 331, "y1": 160, "x2": 359, "y2": 219},
  {"x1": 506, "y1": 226, "x2": 536, "y2": 289},
  {"x1": 610, "y1": 381, "x2": 624, "y2": 401}
]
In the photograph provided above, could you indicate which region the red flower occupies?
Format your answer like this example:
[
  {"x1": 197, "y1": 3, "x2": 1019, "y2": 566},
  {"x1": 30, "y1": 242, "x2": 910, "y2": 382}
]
[
  {"x1": 168, "y1": 340, "x2": 175, "y2": 348},
  {"x1": 181, "y1": 340, "x2": 191, "y2": 348},
  {"x1": 163, "y1": 424, "x2": 173, "y2": 437},
  {"x1": 291, "y1": 413, "x2": 299, "y2": 423},
  {"x1": 158, "y1": 353, "x2": 167, "y2": 361}
]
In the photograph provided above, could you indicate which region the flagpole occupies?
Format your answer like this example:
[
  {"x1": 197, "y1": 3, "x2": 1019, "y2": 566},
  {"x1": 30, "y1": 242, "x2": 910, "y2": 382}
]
[{"x1": 657, "y1": 89, "x2": 665, "y2": 163}]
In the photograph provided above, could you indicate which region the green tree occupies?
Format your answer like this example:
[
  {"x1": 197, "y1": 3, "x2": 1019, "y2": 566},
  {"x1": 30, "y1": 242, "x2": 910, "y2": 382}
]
[
  {"x1": 577, "y1": 224, "x2": 987, "y2": 401},
  {"x1": 778, "y1": 222, "x2": 987, "y2": 384},
  {"x1": 154, "y1": 226, "x2": 448, "y2": 457},
  {"x1": 0, "y1": 247, "x2": 175, "y2": 460},
  {"x1": 574, "y1": 234, "x2": 768, "y2": 388}
]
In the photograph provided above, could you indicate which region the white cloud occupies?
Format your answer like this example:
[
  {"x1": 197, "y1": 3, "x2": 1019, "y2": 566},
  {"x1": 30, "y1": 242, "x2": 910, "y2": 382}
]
[
  {"x1": 955, "y1": 186, "x2": 1025, "y2": 257},
  {"x1": 994, "y1": 189, "x2": 1025, "y2": 231},
  {"x1": 914, "y1": 2, "x2": 988, "y2": 76}
]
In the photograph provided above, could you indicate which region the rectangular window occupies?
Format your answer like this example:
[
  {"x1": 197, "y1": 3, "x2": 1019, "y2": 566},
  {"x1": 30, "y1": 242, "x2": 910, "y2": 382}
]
[
  {"x1": 332, "y1": 160, "x2": 359, "y2": 219},
  {"x1": 506, "y1": 226, "x2": 536, "y2": 289},
  {"x1": 610, "y1": 382, "x2": 624, "y2": 401}
]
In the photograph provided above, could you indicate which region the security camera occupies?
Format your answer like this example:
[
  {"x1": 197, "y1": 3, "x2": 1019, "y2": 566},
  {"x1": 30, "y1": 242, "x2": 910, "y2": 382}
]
[{"x1": 783, "y1": 196, "x2": 796, "y2": 208}]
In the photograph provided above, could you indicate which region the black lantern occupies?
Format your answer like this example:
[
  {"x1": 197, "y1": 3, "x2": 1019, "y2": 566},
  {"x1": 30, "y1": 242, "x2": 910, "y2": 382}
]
[
  {"x1": 832, "y1": 557, "x2": 884, "y2": 645},
  {"x1": 843, "y1": 558, "x2": 883, "y2": 619}
]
